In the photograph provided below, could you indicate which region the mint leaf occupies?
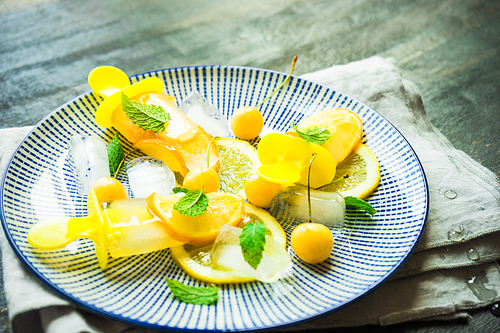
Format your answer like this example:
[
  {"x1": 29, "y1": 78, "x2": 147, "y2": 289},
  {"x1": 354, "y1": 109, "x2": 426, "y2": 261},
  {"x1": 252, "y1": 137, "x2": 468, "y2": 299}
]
[
  {"x1": 345, "y1": 196, "x2": 377, "y2": 215},
  {"x1": 173, "y1": 188, "x2": 209, "y2": 217},
  {"x1": 291, "y1": 122, "x2": 331, "y2": 145},
  {"x1": 107, "y1": 132, "x2": 125, "y2": 176},
  {"x1": 172, "y1": 187, "x2": 189, "y2": 194},
  {"x1": 166, "y1": 278, "x2": 218, "y2": 305},
  {"x1": 121, "y1": 93, "x2": 170, "y2": 133},
  {"x1": 239, "y1": 222, "x2": 267, "y2": 269}
]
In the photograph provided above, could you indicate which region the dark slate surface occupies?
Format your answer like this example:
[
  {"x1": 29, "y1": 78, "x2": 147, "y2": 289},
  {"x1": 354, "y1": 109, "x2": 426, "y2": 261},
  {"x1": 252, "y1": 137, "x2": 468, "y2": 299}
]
[{"x1": 1, "y1": 0, "x2": 500, "y2": 332}]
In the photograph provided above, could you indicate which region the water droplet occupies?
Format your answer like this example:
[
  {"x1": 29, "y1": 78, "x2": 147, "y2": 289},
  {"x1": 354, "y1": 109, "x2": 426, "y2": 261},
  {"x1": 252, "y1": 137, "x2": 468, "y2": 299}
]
[
  {"x1": 467, "y1": 248, "x2": 480, "y2": 261},
  {"x1": 448, "y1": 224, "x2": 468, "y2": 242},
  {"x1": 491, "y1": 303, "x2": 500, "y2": 316},
  {"x1": 439, "y1": 254, "x2": 446, "y2": 260},
  {"x1": 437, "y1": 189, "x2": 443, "y2": 195},
  {"x1": 444, "y1": 190, "x2": 457, "y2": 199},
  {"x1": 466, "y1": 272, "x2": 497, "y2": 301}
]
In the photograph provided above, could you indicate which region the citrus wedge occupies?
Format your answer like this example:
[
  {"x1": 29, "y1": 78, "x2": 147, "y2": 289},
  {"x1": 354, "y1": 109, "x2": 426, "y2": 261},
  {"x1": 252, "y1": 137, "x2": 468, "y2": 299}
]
[
  {"x1": 297, "y1": 108, "x2": 363, "y2": 163},
  {"x1": 319, "y1": 143, "x2": 380, "y2": 199},
  {"x1": 215, "y1": 137, "x2": 260, "y2": 198},
  {"x1": 169, "y1": 203, "x2": 286, "y2": 284},
  {"x1": 146, "y1": 192, "x2": 245, "y2": 246}
]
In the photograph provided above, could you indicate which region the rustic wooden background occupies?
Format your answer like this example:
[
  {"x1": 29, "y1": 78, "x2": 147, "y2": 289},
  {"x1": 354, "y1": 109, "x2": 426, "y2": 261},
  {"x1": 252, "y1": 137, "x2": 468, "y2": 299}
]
[{"x1": 1, "y1": 0, "x2": 500, "y2": 332}]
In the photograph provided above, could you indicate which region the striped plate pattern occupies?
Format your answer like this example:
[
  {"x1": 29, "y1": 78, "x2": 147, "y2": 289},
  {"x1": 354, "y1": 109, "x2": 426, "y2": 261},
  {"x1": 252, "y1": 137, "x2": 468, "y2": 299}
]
[{"x1": 0, "y1": 66, "x2": 428, "y2": 331}]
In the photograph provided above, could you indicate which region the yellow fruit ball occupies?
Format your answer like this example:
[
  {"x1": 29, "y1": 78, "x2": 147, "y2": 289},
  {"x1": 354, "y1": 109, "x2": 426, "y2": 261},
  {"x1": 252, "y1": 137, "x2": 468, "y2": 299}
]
[
  {"x1": 230, "y1": 106, "x2": 264, "y2": 140},
  {"x1": 244, "y1": 173, "x2": 282, "y2": 208},
  {"x1": 183, "y1": 167, "x2": 220, "y2": 193},
  {"x1": 91, "y1": 177, "x2": 127, "y2": 203},
  {"x1": 291, "y1": 223, "x2": 333, "y2": 264}
]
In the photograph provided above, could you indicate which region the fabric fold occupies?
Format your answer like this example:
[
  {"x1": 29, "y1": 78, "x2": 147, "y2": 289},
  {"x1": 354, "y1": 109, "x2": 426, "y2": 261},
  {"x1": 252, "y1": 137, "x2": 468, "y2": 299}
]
[{"x1": 291, "y1": 262, "x2": 500, "y2": 329}]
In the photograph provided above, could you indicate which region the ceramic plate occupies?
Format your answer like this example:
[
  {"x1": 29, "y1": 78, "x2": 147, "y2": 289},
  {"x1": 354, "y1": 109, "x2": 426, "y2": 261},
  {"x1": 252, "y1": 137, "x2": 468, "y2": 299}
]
[{"x1": 0, "y1": 66, "x2": 428, "y2": 331}]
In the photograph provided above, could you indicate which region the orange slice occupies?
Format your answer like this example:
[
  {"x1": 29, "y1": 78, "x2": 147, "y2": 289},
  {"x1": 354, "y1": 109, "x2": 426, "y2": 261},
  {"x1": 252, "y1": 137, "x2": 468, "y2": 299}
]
[
  {"x1": 297, "y1": 108, "x2": 363, "y2": 163},
  {"x1": 146, "y1": 192, "x2": 244, "y2": 246}
]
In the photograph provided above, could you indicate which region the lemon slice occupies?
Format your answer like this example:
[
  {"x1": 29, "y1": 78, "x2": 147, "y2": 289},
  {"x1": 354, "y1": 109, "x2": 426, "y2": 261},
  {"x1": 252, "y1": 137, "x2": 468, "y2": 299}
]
[
  {"x1": 319, "y1": 143, "x2": 380, "y2": 199},
  {"x1": 169, "y1": 203, "x2": 286, "y2": 284},
  {"x1": 215, "y1": 138, "x2": 260, "y2": 198}
]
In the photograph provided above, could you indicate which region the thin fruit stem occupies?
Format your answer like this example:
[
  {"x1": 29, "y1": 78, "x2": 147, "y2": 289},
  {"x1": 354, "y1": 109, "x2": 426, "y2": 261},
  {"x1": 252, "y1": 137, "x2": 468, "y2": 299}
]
[
  {"x1": 206, "y1": 136, "x2": 218, "y2": 168},
  {"x1": 314, "y1": 174, "x2": 349, "y2": 190},
  {"x1": 307, "y1": 153, "x2": 317, "y2": 223},
  {"x1": 256, "y1": 56, "x2": 297, "y2": 108},
  {"x1": 113, "y1": 149, "x2": 137, "y2": 178}
]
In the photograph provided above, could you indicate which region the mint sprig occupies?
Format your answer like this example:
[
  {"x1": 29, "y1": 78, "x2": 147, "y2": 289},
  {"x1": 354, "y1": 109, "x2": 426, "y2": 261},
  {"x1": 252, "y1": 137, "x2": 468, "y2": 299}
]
[
  {"x1": 291, "y1": 122, "x2": 331, "y2": 145},
  {"x1": 107, "y1": 132, "x2": 125, "y2": 177},
  {"x1": 166, "y1": 278, "x2": 218, "y2": 305},
  {"x1": 345, "y1": 196, "x2": 377, "y2": 215},
  {"x1": 239, "y1": 222, "x2": 267, "y2": 269},
  {"x1": 121, "y1": 93, "x2": 170, "y2": 133},
  {"x1": 173, "y1": 188, "x2": 209, "y2": 217}
]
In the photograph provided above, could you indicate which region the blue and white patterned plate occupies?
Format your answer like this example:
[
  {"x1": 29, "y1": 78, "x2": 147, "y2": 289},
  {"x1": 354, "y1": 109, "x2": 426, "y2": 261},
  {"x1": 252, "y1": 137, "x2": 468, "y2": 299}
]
[{"x1": 0, "y1": 66, "x2": 428, "y2": 331}]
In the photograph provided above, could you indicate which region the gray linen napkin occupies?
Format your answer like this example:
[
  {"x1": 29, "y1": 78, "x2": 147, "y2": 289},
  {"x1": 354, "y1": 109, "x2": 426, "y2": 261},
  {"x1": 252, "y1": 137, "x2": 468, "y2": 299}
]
[
  {"x1": 1, "y1": 56, "x2": 499, "y2": 332},
  {"x1": 292, "y1": 56, "x2": 500, "y2": 328}
]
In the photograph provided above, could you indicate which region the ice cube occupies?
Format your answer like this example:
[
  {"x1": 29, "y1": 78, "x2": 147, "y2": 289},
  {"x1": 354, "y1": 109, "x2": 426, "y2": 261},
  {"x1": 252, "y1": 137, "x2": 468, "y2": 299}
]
[
  {"x1": 68, "y1": 135, "x2": 110, "y2": 196},
  {"x1": 269, "y1": 185, "x2": 345, "y2": 229},
  {"x1": 126, "y1": 156, "x2": 176, "y2": 198},
  {"x1": 211, "y1": 224, "x2": 292, "y2": 283},
  {"x1": 179, "y1": 91, "x2": 230, "y2": 137}
]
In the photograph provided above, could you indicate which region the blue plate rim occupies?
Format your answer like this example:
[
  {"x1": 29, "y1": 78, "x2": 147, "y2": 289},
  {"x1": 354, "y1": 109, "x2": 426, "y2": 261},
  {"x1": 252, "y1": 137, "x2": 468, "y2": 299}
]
[{"x1": 0, "y1": 64, "x2": 429, "y2": 332}]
